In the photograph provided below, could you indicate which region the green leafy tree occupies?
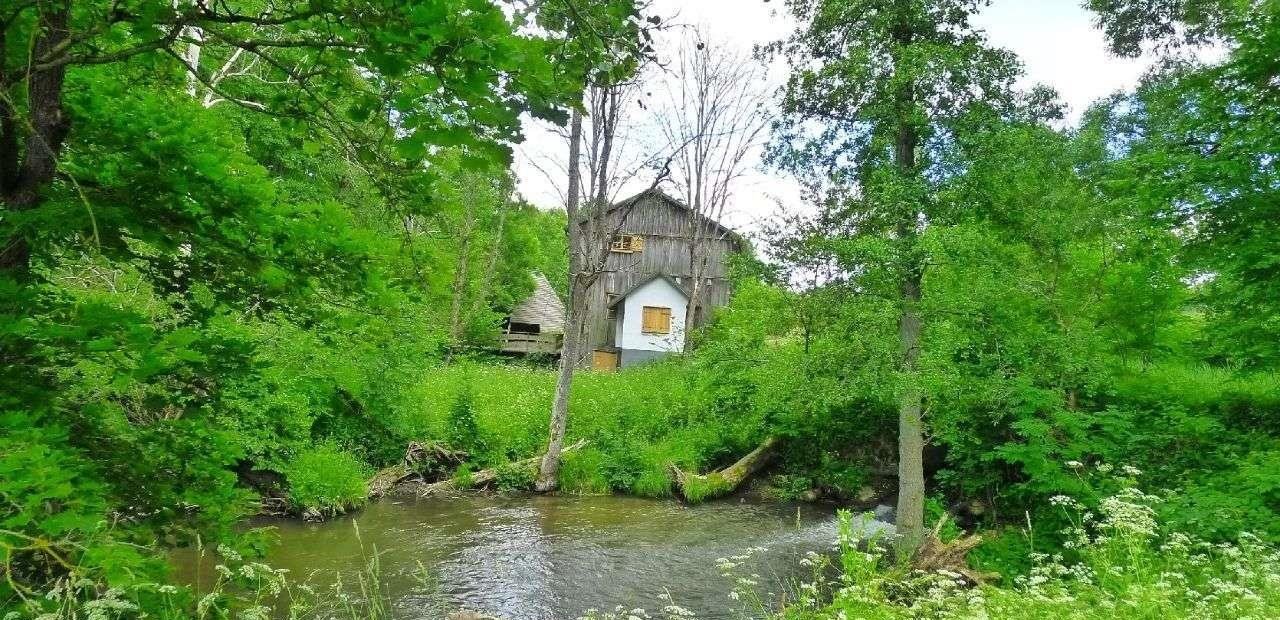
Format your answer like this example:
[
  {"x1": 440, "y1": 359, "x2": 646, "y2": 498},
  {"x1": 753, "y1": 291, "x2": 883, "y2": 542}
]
[
  {"x1": 1086, "y1": 1, "x2": 1280, "y2": 367},
  {"x1": 0, "y1": 0, "x2": 590, "y2": 274},
  {"x1": 766, "y1": 0, "x2": 1021, "y2": 549},
  {"x1": 0, "y1": 0, "x2": 636, "y2": 610},
  {"x1": 534, "y1": 0, "x2": 659, "y2": 492}
]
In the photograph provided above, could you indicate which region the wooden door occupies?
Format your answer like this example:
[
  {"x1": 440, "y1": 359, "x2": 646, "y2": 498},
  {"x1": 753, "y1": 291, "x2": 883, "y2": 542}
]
[{"x1": 592, "y1": 349, "x2": 619, "y2": 371}]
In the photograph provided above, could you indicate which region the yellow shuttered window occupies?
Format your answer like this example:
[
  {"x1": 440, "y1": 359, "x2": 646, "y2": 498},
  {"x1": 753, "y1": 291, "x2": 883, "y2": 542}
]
[
  {"x1": 610, "y1": 234, "x2": 644, "y2": 253},
  {"x1": 641, "y1": 306, "x2": 671, "y2": 334}
]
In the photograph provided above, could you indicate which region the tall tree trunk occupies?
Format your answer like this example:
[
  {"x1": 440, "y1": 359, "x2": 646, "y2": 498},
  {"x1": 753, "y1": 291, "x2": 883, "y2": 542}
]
[
  {"x1": 536, "y1": 107, "x2": 585, "y2": 492},
  {"x1": 594, "y1": 87, "x2": 615, "y2": 205},
  {"x1": 0, "y1": 28, "x2": 17, "y2": 193},
  {"x1": 1, "y1": 1, "x2": 72, "y2": 275},
  {"x1": 684, "y1": 265, "x2": 703, "y2": 336},
  {"x1": 575, "y1": 85, "x2": 617, "y2": 361},
  {"x1": 684, "y1": 213, "x2": 711, "y2": 336},
  {"x1": 175, "y1": 0, "x2": 203, "y2": 97},
  {"x1": 448, "y1": 232, "x2": 472, "y2": 344},
  {"x1": 448, "y1": 226, "x2": 473, "y2": 345},
  {"x1": 448, "y1": 186, "x2": 482, "y2": 347},
  {"x1": 893, "y1": 97, "x2": 927, "y2": 550},
  {"x1": 896, "y1": 269, "x2": 925, "y2": 549},
  {"x1": 183, "y1": 27, "x2": 204, "y2": 98}
]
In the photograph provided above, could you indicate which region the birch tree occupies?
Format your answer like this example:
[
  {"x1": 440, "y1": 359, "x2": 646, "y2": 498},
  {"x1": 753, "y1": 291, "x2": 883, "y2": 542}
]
[
  {"x1": 533, "y1": 1, "x2": 662, "y2": 492},
  {"x1": 536, "y1": 106, "x2": 586, "y2": 492},
  {"x1": 536, "y1": 77, "x2": 683, "y2": 490},
  {"x1": 656, "y1": 30, "x2": 770, "y2": 334}
]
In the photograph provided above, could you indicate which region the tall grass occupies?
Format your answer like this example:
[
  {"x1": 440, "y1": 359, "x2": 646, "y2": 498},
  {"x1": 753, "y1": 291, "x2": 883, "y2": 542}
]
[
  {"x1": 403, "y1": 360, "x2": 760, "y2": 496},
  {"x1": 3, "y1": 521, "x2": 439, "y2": 620}
]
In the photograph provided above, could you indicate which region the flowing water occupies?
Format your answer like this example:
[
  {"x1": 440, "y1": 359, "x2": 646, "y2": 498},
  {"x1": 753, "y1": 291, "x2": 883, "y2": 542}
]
[{"x1": 177, "y1": 495, "x2": 893, "y2": 620}]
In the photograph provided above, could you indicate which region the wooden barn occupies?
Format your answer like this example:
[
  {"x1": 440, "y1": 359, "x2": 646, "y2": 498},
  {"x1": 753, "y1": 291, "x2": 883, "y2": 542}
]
[
  {"x1": 499, "y1": 272, "x2": 565, "y2": 355},
  {"x1": 580, "y1": 189, "x2": 746, "y2": 369}
]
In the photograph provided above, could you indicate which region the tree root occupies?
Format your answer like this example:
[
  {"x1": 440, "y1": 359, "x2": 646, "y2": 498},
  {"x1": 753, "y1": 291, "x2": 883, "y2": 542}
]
[
  {"x1": 671, "y1": 436, "x2": 780, "y2": 502},
  {"x1": 366, "y1": 463, "x2": 414, "y2": 500},
  {"x1": 367, "y1": 441, "x2": 470, "y2": 500},
  {"x1": 911, "y1": 515, "x2": 1000, "y2": 585}
]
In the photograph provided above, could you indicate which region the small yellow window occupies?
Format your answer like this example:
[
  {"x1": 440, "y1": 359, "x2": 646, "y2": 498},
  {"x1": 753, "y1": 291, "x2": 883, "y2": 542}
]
[
  {"x1": 641, "y1": 306, "x2": 671, "y2": 334},
  {"x1": 610, "y1": 234, "x2": 644, "y2": 253}
]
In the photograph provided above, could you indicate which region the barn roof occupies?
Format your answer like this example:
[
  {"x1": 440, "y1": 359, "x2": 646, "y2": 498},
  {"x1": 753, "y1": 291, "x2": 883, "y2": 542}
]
[
  {"x1": 607, "y1": 274, "x2": 690, "y2": 308},
  {"x1": 587, "y1": 188, "x2": 746, "y2": 250},
  {"x1": 507, "y1": 273, "x2": 566, "y2": 333}
]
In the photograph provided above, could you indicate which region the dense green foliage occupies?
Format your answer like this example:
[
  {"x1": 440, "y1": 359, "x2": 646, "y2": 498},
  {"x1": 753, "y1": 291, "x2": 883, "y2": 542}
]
[
  {"x1": 739, "y1": 0, "x2": 1280, "y2": 550},
  {"x1": 768, "y1": 484, "x2": 1280, "y2": 620},
  {"x1": 0, "y1": 0, "x2": 631, "y2": 616}
]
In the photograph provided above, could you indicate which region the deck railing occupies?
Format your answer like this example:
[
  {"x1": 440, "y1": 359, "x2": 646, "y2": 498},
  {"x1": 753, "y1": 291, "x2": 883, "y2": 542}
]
[{"x1": 498, "y1": 332, "x2": 563, "y2": 354}]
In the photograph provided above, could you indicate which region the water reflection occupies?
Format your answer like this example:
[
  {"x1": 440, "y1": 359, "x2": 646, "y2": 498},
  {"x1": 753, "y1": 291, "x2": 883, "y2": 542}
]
[{"x1": 176, "y1": 495, "x2": 892, "y2": 620}]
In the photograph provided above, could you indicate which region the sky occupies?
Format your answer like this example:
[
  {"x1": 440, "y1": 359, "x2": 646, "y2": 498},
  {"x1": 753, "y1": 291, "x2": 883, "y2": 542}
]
[{"x1": 512, "y1": 0, "x2": 1165, "y2": 235}]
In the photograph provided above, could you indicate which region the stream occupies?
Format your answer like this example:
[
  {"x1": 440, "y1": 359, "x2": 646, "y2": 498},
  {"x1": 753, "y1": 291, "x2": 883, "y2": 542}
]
[{"x1": 176, "y1": 495, "x2": 893, "y2": 620}]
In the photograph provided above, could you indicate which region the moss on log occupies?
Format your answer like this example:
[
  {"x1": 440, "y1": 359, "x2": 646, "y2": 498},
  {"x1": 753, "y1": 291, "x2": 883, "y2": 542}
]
[{"x1": 671, "y1": 436, "x2": 780, "y2": 502}]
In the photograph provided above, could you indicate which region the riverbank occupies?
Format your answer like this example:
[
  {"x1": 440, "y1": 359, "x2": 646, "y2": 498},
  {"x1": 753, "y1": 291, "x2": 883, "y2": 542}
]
[{"x1": 265, "y1": 360, "x2": 893, "y2": 521}]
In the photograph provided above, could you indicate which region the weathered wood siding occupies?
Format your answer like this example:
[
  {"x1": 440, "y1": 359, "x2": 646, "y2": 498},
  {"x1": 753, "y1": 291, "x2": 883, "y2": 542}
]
[{"x1": 576, "y1": 192, "x2": 743, "y2": 362}]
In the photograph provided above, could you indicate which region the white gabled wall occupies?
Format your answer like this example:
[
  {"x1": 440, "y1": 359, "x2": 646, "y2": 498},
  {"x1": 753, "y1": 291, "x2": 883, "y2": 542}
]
[{"x1": 616, "y1": 277, "x2": 688, "y2": 353}]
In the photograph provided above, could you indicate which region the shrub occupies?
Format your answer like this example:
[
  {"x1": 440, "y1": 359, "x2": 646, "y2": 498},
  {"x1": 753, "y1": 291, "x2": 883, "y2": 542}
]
[
  {"x1": 763, "y1": 474, "x2": 815, "y2": 501},
  {"x1": 559, "y1": 448, "x2": 611, "y2": 495},
  {"x1": 494, "y1": 461, "x2": 537, "y2": 493},
  {"x1": 631, "y1": 459, "x2": 674, "y2": 498},
  {"x1": 446, "y1": 385, "x2": 485, "y2": 458},
  {"x1": 728, "y1": 485, "x2": 1280, "y2": 620},
  {"x1": 1161, "y1": 447, "x2": 1280, "y2": 542},
  {"x1": 284, "y1": 444, "x2": 369, "y2": 518},
  {"x1": 450, "y1": 464, "x2": 477, "y2": 492},
  {"x1": 0, "y1": 412, "x2": 166, "y2": 614}
]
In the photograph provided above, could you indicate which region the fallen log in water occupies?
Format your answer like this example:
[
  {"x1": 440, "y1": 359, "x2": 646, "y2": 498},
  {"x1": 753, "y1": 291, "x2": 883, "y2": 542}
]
[
  {"x1": 367, "y1": 441, "x2": 470, "y2": 500},
  {"x1": 366, "y1": 463, "x2": 414, "y2": 500},
  {"x1": 670, "y1": 436, "x2": 780, "y2": 502},
  {"x1": 415, "y1": 439, "x2": 589, "y2": 496}
]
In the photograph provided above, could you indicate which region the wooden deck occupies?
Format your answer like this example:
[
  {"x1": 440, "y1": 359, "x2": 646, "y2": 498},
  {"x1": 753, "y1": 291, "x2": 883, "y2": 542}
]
[{"x1": 498, "y1": 332, "x2": 563, "y2": 355}]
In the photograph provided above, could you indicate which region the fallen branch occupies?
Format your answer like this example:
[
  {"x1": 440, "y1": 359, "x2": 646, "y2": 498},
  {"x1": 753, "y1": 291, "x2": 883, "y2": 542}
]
[
  {"x1": 911, "y1": 515, "x2": 1000, "y2": 585},
  {"x1": 366, "y1": 463, "x2": 414, "y2": 500},
  {"x1": 367, "y1": 441, "x2": 469, "y2": 500},
  {"x1": 417, "y1": 439, "x2": 589, "y2": 496},
  {"x1": 671, "y1": 436, "x2": 780, "y2": 502}
]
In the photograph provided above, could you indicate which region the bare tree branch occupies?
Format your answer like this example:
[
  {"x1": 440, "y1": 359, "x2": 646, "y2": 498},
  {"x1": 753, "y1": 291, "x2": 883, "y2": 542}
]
[{"x1": 653, "y1": 27, "x2": 772, "y2": 333}]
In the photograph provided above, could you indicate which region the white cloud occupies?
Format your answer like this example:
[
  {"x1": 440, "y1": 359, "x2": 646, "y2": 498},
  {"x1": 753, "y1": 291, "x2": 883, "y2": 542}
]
[{"x1": 972, "y1": 0, "x2": 1155, "y2": 121}]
